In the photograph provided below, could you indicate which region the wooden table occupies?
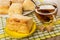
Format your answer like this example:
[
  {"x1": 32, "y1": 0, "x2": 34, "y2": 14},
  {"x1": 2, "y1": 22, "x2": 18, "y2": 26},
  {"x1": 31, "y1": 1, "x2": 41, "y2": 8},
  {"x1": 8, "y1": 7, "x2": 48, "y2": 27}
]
[{"x1": 46, "y1": 36, "x2": 60, "y2": 40}]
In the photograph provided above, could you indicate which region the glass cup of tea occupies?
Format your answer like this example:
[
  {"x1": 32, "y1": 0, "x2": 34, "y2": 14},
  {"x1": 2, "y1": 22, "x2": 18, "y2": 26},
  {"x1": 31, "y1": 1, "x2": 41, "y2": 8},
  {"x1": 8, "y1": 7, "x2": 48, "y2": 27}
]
[{"x1": 35, "y1": 2, "x2": 58, "y2": 23}]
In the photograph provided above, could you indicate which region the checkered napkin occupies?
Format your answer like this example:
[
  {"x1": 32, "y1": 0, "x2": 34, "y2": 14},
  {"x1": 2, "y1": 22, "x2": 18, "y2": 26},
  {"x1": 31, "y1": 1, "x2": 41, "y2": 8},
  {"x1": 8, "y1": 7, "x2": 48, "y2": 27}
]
[{"x1": 0, "y1": 13, "x2": 60, "y2": 40}]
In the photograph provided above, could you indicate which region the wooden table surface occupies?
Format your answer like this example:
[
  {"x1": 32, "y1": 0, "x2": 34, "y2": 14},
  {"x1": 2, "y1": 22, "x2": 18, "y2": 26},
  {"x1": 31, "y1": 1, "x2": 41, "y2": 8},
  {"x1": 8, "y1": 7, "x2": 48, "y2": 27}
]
[{"x1": 46, "y1": 36, "x2": 60, "y2": 40}]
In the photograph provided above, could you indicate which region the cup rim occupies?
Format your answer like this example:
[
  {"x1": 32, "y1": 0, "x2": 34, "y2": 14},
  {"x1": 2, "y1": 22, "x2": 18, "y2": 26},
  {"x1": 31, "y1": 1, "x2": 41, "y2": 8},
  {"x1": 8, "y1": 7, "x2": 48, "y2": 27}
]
[
  {"x1": 35, "y1": 2, "x2": 58, "y2": 15},
  {"x1": 35, "y1": 8, "x2": 57, "y2": 15}
]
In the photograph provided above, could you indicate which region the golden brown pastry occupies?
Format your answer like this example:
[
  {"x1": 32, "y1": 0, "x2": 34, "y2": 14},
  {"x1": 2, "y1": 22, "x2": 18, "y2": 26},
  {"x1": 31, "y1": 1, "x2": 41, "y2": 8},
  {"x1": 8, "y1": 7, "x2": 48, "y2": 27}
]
[
  {"x1": 10, "y1": 0, "x2": 24, "y2": 3},
  {"x1": 38, "y1": 25, "x2": 45, "y2": 32},
  {"x1": 46, "y1": 26, "x2": 54, "y2": 32},
  {"x1": 6, "y1": 14, "x2": 33, "y2": 34},
  {"x1": 23, "y1": 0, "x2": 35, "y2": 11},
  {"x1": 8, "y1": 3, "x2": 23, "y2": 15},
  {"x1": 45, "y1": 24, "x2": 54, "y2": 32},
  {"x1": 0, "y1": 0, "x2": 10, "y2": 14}
]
